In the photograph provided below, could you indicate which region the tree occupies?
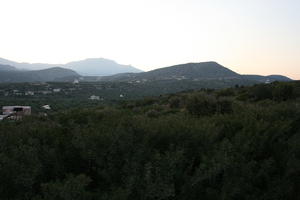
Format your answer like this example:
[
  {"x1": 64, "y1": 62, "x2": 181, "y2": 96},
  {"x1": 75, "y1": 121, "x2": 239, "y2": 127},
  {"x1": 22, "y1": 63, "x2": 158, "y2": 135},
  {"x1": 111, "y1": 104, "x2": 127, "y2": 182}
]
[{"x1": 39, "y1": 174, "x2": 92, "y2": 200}]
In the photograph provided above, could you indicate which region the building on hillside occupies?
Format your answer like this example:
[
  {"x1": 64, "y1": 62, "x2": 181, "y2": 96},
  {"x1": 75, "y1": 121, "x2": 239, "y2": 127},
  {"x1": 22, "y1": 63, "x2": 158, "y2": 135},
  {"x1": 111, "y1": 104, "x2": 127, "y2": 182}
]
[
  {"x1": 265, "y1": 79, "x2": 271, "y2": 84},
  {"x1": 73, "y1": 79, "x2": 79, "y2": 84},
  {"x1": 2, "y1": 106, "x2": 31, "y2": 120},
  {"x1": 42, "y1": 105, "x2": 51, "y2": 110},
  {"x1": 0, "y1": 115, "x2": 9, "y2": 121},
  {"x1": 89, "y1": 95, "x2": 100, "y2": 100},
  {"x1": 25, "y1": 91, "x2": 35, "y2": 96},
  {"x1": 41, "y1": 91, "x2": 52, "y2": 95},
  {"x1": 53, "y1": 88, "x2": 61, "y2": 93}
]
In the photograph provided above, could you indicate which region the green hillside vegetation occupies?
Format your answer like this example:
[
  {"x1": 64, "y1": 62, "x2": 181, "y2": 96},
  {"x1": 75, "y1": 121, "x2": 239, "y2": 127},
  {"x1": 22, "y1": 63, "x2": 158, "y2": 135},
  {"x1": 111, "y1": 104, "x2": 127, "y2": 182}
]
[{"x1": 0, "y1": 81, "x2": 299, "y2": 199}]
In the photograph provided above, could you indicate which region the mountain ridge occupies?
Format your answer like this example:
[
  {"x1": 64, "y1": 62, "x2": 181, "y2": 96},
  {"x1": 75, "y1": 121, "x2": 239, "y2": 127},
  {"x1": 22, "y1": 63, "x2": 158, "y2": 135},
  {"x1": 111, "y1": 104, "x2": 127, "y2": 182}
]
[
  {"x1": 0, "y1": 59, "x2": 292, "y2": 84},
  {"x1": 0, "y1": 57, "x2": 142, "y2": 76},
  {"x1": 98, "y1": 62, "x2": 292, "y2": 83}
]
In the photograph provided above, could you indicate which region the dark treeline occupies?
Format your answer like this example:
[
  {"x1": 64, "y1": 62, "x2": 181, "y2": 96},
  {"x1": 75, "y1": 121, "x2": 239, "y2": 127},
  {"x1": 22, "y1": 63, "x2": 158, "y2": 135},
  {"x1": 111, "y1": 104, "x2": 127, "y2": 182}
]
[{"x1": 0, "y1": 81, "x2": 299, "y2": 200}]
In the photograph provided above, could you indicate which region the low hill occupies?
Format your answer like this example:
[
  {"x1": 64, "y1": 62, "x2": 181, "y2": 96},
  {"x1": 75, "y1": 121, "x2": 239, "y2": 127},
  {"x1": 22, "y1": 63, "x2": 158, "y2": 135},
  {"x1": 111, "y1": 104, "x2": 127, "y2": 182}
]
[{"x1": 0, "y1": 67, "x2": 79, "y2": 83}]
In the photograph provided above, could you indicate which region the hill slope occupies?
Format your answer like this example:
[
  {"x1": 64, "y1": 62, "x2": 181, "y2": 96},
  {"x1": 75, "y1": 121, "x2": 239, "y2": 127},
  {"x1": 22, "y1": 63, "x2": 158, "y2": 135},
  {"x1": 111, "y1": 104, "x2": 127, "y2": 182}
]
[{"x1": 0, "y1": 67, "x2": 79, "y2": 83}]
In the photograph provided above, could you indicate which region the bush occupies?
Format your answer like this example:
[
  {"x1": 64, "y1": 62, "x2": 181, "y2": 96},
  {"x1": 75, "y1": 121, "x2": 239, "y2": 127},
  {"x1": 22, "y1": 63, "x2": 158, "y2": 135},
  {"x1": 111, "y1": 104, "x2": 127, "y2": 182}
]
[
  {"x1": 216, "y1": 98, "x2": 233, "y2": 114},
  {"x1": 186, "y1": 94, "x2": 217, "y2": 116},
  {"x1": 272, "y1": 83, "x2": 294, "y2": 101},
  {"x1": 251, "y1": 84, "x2": 273, "y2": 101},
  {"x1": 168, "y1": 97, "x2": 182, "y2": 108}
]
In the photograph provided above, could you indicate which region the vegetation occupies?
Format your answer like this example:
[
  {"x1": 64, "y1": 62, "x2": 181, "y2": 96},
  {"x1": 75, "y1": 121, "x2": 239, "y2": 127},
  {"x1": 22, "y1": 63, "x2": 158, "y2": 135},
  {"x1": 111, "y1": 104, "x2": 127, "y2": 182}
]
[
  {"x1": 0, "y1": 81, "x2": 299, "y2": 199},
  {"x1": 0, "y1": 79, "x2": 258, "y2": 113}
]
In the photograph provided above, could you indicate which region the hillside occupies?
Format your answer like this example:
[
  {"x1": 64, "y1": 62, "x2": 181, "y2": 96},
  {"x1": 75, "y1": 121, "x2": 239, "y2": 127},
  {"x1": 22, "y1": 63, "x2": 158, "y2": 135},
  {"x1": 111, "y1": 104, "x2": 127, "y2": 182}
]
[{"x1": 0, "y1": 67, "x2": 79, "y2": 83}]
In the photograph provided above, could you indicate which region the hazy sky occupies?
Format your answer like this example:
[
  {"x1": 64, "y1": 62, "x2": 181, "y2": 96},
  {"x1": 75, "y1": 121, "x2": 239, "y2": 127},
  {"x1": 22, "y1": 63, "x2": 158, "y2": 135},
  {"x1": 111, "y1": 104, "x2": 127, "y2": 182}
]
[{"x1": 0, "y1": 0, "x2": 299, "y2": 79}]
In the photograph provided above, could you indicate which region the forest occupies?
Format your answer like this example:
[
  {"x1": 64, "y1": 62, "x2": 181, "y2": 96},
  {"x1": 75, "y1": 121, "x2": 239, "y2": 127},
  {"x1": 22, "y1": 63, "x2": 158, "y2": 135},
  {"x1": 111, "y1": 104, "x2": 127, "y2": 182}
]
[{"x1": 0, "y1": 81, "x2": 299, "y2": 200}]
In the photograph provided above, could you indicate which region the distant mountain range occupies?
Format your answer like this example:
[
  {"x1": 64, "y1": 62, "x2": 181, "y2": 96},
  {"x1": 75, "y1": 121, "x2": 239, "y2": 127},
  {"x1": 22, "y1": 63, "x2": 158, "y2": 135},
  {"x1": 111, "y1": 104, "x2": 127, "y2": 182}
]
[
  {"x1": 0, "y1": 57, "x2": 142, "y2": 76},
  {"x1": 0, "y1": 58, "x2": 293, "y2": 85},
  {"x1": 64, "y1": 58, "x2": 142, "y2": 76},
  {"x1": 0, "y1": 64, "x2": 79, "y2": 82}
]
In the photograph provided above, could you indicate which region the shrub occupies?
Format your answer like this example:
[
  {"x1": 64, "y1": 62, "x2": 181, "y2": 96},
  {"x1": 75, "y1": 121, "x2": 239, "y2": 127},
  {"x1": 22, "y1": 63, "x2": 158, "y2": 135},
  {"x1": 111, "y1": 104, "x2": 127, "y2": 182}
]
[
  {"x1": 272, "y1": 83, "x2": 294, "y2": 101},
  {"x1": 169, "y1": 97, "x2": 182, "y2": 108},
  {"x1": 251, "y1": 84, "x2": 273, "y2": 101},
  {"x1": 186, "y1": 94, "x2": 216, "y2": 116}
]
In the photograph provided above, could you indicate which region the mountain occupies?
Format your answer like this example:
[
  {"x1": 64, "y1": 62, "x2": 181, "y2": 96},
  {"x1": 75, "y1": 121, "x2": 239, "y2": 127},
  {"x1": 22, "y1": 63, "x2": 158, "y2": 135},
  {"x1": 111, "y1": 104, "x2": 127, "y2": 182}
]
[
  {"x1": 0, "y1": 67, "x2": 79, "y2": 83},
  {"x1": 0, "y1": 64, "x2": 18, "y2": 71},
  {"x1": 0, "y1": 58, "x2": 292, "y2": 85},
  {"x1": 0, "y1": 58, "x2": 55, "y2": 70},
  {"x1": 65, "y1": 58, "x2": 142, "y2": 76},
  {"x1": 0, "y1": 57, "x2": 142, "y2": 76},
  {"x1": 99, "y1": 62, "x2": 243, "y2": 82},
  {"x1": 140, "y1": 62, "x2": 241, "y2": 80},
  {"x1": 98, "y1": 62, "x2": 292, "y2": 83}
]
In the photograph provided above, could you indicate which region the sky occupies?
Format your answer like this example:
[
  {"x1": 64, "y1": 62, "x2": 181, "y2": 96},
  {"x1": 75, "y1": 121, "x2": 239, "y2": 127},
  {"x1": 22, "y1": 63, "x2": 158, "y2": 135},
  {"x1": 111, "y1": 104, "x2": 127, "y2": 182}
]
[{"x1": 0, "y1": 0, "x2": 299, "y2": 79}]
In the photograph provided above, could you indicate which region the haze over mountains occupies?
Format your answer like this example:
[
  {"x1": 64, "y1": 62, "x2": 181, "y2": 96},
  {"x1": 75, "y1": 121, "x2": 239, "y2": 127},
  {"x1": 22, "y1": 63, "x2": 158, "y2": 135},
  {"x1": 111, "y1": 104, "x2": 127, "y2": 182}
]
[
  {"x1": 0, "y1": 64, "x2": 79, "y2": 82},
  {"x1": 0, "y1": 58, "x2": 292, "y2": 85},
  {"x1": 0, "y1": 57, "x2": 142, "y2": 76}
]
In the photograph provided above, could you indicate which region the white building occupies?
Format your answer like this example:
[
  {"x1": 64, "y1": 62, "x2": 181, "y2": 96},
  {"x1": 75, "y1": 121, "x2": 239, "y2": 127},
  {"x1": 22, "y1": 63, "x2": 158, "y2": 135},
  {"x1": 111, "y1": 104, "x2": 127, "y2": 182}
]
[
  {"x1": 42, "y1": 105, "x2": 51, "y2": 110},
  {"x1": 73, "y1": 79, "x2": 79, "y2": 84},
  {"x1": 25, "y1": 91, "x2": 35, "y2": 96},
  {"x1": 41, "y1": 91, "x2": 52, "y2": 95},
  {"x1": 265, "y1": 79, "x2": 271, "y2": 84},
  {"x1": 0, "y1": 115, "x2": 8, "y2": 121},
  {"x1": 89, "y1": 95, "x2": 100, "y2": 100},
  {"x1": 53, "y1": 88, "x2": 61, "y2": 93},
  {"x1": 2, "y1": 106, "x2": 32, "y2": 116}
]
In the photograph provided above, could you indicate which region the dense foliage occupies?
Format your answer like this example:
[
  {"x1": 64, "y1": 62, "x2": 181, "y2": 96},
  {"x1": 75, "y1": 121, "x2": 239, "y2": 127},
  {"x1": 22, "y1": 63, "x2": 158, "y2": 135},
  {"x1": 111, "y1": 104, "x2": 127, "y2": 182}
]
[{"x1": 0, "y1": 81, "x2": 299, "y2": 200}]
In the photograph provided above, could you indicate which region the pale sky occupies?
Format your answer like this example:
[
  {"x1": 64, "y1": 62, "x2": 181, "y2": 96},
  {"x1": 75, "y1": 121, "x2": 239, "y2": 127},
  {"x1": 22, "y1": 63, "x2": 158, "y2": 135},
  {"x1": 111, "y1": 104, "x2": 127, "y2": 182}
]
[{"x1": 0, "y1": 0, "x2": 299, "y2": 79}]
